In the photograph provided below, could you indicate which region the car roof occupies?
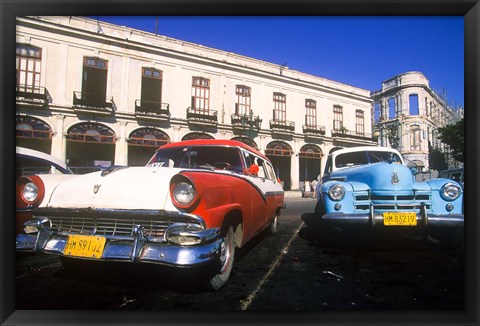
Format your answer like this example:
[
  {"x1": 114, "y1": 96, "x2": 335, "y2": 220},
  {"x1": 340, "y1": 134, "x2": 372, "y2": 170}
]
[
  {"x1": 331, "y1": 146, "x2": 402, "y2": 157},
  {"x1": 16, "y1": 146, "x2": 71, "y2": 172},
  {"x1": 158, "y1": 139, "x2": 269, "y2": 160}
]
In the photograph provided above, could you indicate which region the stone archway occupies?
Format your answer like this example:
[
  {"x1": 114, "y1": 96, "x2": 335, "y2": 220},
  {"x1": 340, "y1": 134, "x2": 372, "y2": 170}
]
[
  {"x1": 265, "y1": 141, "x2": 293, "y2": 190},
  {"x1": 181, "y1": 132, "x2": 214, "y2": 141},
  {"x1": 329, "y1": 146, "x2": 343, "y2": 154},
  {"x1": 16, "y1": 115, "x2": 52, "y2": 153},
  {"x1": 128, "y1": 128, "x2": 170, "y2": 166},
  {"x1": 231, "y1": 136, "x2": 258, "y2": 150},
  {"x1": 299, "y1": 144, "x2": 322, "y2": 182},
  {"x1": 66, "y1": 122, "x2": 116, "y2": 173}
]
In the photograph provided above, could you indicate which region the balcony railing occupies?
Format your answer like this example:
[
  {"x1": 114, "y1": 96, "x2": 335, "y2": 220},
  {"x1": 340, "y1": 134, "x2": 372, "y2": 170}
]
[
  {"x1": 16, "y1": 84, "x2": 52, "y2": 107},
  {"x1": 186, "y1": 107, "x2": 218, "y2": 126},
  {"x1": 302, "y1": 124, "x2": 326, "y2": 136},
  {"x1": 332, "y1": 128, "x2": 373, "y2": 140},
  {"x1": 135, "y1": 100, "x2": 171, "y2": 121},
  {"x1": 269, "y1": 119, "x2": 295, "y2": 132},
  {"x1": 231, "y1": 113, "x2": 262, "y2": 130},
  {"x1": 73, "y1": 91, "x2": 116, "y2": 115}
]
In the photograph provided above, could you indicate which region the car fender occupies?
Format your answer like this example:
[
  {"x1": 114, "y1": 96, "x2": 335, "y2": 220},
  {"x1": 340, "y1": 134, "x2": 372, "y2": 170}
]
[
  {"x1": 319, "y1": 181, "x2": 357, "y2": 213},
  {"x1": 27, "y1": 174, "x2": 79, "y2": 207},
  {"x1": 180, "y1": 171, "x2": 279, "y2": 244}
]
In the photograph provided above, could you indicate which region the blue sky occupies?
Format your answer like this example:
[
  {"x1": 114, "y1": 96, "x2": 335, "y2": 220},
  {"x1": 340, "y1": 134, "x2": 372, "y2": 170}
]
[{"x1": 93, "y1": 16, "x2": 464, "y2": 108}]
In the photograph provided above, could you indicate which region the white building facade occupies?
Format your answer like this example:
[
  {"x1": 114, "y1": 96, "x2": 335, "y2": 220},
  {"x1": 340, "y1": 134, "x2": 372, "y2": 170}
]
[
  {"x1": 371, "y1": 71, "x2": 464, "y2": 171},
  {"x1": 16, "y1": 16, "x2": 375, "y2": 191}
]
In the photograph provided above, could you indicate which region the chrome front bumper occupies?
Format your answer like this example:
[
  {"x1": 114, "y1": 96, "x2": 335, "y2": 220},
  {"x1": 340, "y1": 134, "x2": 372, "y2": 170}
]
[
  {"x1": 16, "y1": 218, "x2": 222, "y2": 268},
  {"x1": 321, "y1": 213, "x2": 464, "y2": 227},
  {"x1": 321, "y1": 203, "x2": 464, "y2": 228}
]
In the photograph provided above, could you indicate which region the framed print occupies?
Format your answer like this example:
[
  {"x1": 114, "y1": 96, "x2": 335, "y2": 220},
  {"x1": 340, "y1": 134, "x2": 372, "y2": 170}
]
[{"x1": 2, "y1": 1, "x2": 478, "y2": 325}]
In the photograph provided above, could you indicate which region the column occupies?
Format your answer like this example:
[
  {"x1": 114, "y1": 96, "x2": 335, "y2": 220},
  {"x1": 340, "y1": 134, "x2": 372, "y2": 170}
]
[
  {"x1": 291, "y1": 154, "x2": 299, "y2": 190},
  {"x1": 318, "y1": 153, "x2": 326, "y2": 181},
  {"x1": 319, "y1": 144, "x2": 333, "y2": 180},
  {"x1": 51, "y1": 114, "x2": 66, "y2": 161},
  {"x1": 290, "y1": 139, "x2": 300, "y2": 191},
  {"x1": 114, "y1": 121, "x2": 128, "y2": 166},
  {"x1": 259, "y1": 135, "x2": 266, "y2": 152},
  {"x1": 172, "y1": 126, "x2": 181, "y2": 142}
]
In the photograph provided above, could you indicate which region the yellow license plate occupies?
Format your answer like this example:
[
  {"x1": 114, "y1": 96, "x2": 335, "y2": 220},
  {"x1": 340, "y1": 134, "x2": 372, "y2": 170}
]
[
  {"x1": 63, "y1": 234, "x2": 106, "y2": 259},
  {"x1": 383, "y1": 212, "x2": 417, "y2": 226}
]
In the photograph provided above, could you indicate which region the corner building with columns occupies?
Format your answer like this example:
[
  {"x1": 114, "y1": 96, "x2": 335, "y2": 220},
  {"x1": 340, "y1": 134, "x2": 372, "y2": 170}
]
[
  {"x1": 16, "y1": 16, "x2": 375, "y2": 191},
  {"x1": 371, "y1": 71, "x2": 464, "y2": 171}
]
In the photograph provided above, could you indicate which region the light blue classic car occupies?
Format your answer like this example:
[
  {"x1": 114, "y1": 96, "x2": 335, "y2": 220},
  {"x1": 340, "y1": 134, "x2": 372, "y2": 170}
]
[{"x1": 314, "y1": 146, "x2": 464, "y2": 248}]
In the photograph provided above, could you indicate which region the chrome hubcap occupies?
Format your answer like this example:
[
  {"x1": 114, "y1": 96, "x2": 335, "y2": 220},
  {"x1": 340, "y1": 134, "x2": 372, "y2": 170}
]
[{"x1": 219, "y1": 235, "x2": 232, "y2": 273}]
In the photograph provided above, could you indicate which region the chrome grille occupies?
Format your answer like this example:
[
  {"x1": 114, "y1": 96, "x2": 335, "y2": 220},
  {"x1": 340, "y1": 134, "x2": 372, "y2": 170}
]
[
  {"x1": 33, "y1": 207, "x2": 204, "y2": 239},
  {"x1": 48, "y1": 216, "x2": 170, "y2": 237},
  {"x1": 354, "y1": 192, "x2": 432, "y2": 212}
]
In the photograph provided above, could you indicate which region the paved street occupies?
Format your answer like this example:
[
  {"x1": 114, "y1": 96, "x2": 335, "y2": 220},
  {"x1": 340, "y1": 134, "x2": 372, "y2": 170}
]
[{"x1": 15, "y1": 197, "x2": 464, "y2": 316}]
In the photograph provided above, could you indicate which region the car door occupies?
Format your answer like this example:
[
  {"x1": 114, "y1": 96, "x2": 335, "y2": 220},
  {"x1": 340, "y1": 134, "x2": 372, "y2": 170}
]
[{"x1": 242, "y1": 151, "x2": 270, "y2": 233}]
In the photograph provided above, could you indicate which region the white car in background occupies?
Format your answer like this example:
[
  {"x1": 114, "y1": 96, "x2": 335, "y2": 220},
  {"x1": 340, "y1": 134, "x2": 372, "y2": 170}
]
[
  {"x1": 16, "y1": 146, "x2": 73, "y2": 234},
  {"x1": 16, "y1": 146, "x2": 72, "y2": 177}
]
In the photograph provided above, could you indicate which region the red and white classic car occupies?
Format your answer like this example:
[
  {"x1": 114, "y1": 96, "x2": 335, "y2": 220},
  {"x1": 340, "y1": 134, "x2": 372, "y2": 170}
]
[{"x1": 16, "y1": 139, "x2": 285, "y2": 289}]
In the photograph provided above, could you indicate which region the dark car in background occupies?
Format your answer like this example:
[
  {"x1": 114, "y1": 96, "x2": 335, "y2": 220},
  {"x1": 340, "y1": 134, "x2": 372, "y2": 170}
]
[{"x1": 438, "y1": 168, "x2": 464, "y2": 189}]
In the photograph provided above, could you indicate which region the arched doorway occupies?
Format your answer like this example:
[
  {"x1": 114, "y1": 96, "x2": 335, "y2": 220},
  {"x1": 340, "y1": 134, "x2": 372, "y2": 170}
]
[
  {"x1": 299, "y1": 144, "x2": 322, "y2": 182},
  {"x1": 265, "y1": 141, "x2": 292, "y2": 190},
  {"x1": 16, "y1": 115, "x2": 52, "y2": 153},
  {"x1": 128, "y1": 128, "x2": 170, "y2": 166},
  {"x1": 66, "y1": 122, "x2": 116, "y2": 173},
  {"x1": 231, "y1": 136, "x2": 258, "y2": 150},
  {"x1": 182, "y1": 132, "x2": 214, "y2": 141}
]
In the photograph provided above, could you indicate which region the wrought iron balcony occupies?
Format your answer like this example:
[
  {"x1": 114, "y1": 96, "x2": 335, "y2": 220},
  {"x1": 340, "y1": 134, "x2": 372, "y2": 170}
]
[
  {"x1": 332, "y1": 128, "x2": 373, "y2": 141},
  {"x1": 73, "y1": 91, "x2": 116, "y2": 115},
  {"x1": 231, "y1": 113, "x2": 262, "y2": 130},
  {"x1": 302, "y1": 124, "x2": 326, "y2": 136},
  {"x1": 135, "y1": 100, "x2": 171, "y2": 122},
  {"x1": 269, "y1": 119, "x2": 295, "y2": 132},
  {"x1": 186, "y1": 107, "x2": 218, "y2": 126},
  {"x1": 16, "y1": 84, "x2": 52, "y2": 108}
]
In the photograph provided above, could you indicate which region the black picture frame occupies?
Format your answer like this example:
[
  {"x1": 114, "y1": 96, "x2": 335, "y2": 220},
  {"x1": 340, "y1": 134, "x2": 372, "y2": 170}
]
[{"x1": 1, "y1": 1, "x2": 478, "y2": 325}]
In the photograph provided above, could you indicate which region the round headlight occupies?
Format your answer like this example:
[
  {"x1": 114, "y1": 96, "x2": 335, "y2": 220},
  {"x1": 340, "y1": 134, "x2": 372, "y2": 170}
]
[
  {"x1": 172, "y1": 182, "x2": 196, "y2": 206},
  {"x1": 22, "y1": 182, "x2": 39, "y2": 203},
  {"x1": 328, "y1": 184, "x2": 345, "y2": 201},
  {"x1": 440, "y1": 182, "x2": 461, "y2": 201}
]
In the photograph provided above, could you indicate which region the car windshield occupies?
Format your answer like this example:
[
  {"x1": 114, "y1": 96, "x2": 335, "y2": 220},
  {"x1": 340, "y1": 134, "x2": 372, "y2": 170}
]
[
  {"x1": 146, "y1": 146, "x2": 244, "y2": 173},
  {"x1": 335, "y1": 151, "x2": 402, "y2": 168}
]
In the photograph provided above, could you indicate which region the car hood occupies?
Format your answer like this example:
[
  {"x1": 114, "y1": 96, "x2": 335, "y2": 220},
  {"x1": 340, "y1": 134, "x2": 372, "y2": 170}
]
[
  {"x1": 330, "y1": 162, "x2": 422, "y2": 191},
  {"x1": 44, "y1": 166, "x2": 183, "y2": 210}
]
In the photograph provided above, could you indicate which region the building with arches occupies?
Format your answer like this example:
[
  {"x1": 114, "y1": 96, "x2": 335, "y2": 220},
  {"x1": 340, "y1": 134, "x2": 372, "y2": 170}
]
[
  {"x1": 16, "y1": 16, "x2": 377, "y2": 191},
  {"x1": 371, "y1": 72, "x2": 464, "y2": 171}
]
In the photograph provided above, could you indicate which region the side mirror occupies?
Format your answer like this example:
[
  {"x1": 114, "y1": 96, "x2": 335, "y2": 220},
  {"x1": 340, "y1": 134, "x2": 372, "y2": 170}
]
[{"x1": 410, "y1": 167, "x2": 417, "y2": 176}]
